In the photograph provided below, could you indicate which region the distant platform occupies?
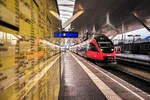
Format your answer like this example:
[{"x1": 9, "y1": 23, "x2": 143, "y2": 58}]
[{"x1": 116, "y1": 53, "x2": 150, "y2": 61}]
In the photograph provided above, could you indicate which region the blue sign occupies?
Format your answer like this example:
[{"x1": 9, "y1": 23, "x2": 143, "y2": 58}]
[{"x1": 54, "y1": 32, "x2": 78, "y2": 38}]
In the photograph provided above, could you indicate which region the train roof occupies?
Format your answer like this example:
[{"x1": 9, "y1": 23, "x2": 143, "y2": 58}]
[{"x1": 93, "y1": 34, "x2": 109, "y2": 40}]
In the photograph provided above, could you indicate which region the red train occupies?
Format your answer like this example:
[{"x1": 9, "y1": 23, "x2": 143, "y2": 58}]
[{"x1": 70, "y1": 34, "x2": 116, "y2": 63}]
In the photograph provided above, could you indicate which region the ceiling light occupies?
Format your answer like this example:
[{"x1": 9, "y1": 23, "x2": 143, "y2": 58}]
[{"x1": 49, "y1": 10, "x2": 60, "y2": 20}]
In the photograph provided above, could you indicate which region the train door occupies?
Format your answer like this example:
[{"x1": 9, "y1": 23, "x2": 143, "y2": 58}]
[{"x1": 87, "y1": 43, "x2": 99, "y2": 59}]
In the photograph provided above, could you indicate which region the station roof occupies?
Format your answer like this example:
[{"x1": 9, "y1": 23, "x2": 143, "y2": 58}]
[
  {"x1": 56, "y1": 0, "x2": 150, "y2": 47},
  {"x1": 57, "y1": 0, "x2": 76, "y2": 30},
  {"x1": 71, "y1": 0, "x2": 150, "y2": 37}
]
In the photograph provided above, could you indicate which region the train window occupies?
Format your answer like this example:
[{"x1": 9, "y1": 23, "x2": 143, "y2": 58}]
[
  {"x1": 98, "y1": 41, "x2": 113, "y2": 48},
  {"x1": 88, "y1": 43, "x2": 99, "y2": 52}
]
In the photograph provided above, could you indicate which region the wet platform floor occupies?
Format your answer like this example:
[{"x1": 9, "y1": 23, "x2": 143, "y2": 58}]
[{"x1": 59, "y1": 52, "x2": 150, "y2": 100}]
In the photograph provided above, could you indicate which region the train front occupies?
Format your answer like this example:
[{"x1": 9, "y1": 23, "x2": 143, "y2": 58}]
[{"x1": 95, "y1": 36, "x2": 116, "y2": 63}]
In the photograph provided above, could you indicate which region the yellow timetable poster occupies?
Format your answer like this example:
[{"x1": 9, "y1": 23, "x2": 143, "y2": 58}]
[{"x1": 0, "y1": 0, "x2": 61, "y2": 100}]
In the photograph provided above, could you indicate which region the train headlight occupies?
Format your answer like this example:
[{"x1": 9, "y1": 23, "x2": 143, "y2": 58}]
[
  {"x1": 100, "y1": 49, "x2": 103, "y2": 52},
  {"x1": 111, "y1": 49, "x2": 114, "y2": 51}
]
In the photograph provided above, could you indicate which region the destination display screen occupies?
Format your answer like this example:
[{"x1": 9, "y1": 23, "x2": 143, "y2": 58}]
[{"x1": 54, "y1": 32, "x2": 78, "y2": 38}]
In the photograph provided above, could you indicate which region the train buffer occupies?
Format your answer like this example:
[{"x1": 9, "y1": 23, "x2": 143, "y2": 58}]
[{"x1": 59, "y1": 52, "x2": 150, "y2": 100}]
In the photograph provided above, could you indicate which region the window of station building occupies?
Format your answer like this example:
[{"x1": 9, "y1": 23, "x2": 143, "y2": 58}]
[{"x1": 88, "y1": 43, "x2": 99, "y2": 52}]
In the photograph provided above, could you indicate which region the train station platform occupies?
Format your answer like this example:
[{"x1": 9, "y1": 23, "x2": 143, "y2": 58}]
[
  {"x1": 116, "y1": 53, "x2": 150, "y2": 66},
  {"x1": 59, "y1": 52, "x2": 150, "y2": 100}
]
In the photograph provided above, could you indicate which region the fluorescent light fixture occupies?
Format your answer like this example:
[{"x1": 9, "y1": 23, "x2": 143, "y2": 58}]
[
  {"x1": 62, "y1": 10, "x2": 84, "y2": 29},
  {"x1": 49, "y1": 10, "x2": 60, "y2": 20}
]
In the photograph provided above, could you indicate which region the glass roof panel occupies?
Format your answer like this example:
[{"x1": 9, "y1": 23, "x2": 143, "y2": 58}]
[{"x1": 57, "y1": 0, "x2": 76, "y2": 30}]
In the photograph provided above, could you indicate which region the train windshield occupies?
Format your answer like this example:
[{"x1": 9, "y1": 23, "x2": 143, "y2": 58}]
[
  {"x1": 98, "y1": 42, "x2": 113, "y2": 48},
  {"x1": 95, "y1": 35, "x2": 114, "y2": 48}
]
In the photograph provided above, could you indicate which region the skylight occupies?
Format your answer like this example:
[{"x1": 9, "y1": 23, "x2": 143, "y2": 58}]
[{"x1": 57, "y1": 0, "x2": 76, "y2": 30}]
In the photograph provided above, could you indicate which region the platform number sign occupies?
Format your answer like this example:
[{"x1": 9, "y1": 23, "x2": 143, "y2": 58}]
[{"x1": 54, "y1": 32, "x2": 78, "y2": 38}]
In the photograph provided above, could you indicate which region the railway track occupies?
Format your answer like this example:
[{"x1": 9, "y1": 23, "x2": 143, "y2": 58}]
[
  {"x1": 74, "y1": 52, "x2": 150, "y2": 94},
  {"x1": 94, "y1": 61, "x2": 150, "y2": 94},
  {"x1": 112, "y1": 64, "x2": 150, "y2": 83}
]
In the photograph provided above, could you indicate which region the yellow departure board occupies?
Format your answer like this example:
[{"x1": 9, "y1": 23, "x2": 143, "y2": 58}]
[{"x1": 0, "y1": 0, "x2": 61, "y2": 100}]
